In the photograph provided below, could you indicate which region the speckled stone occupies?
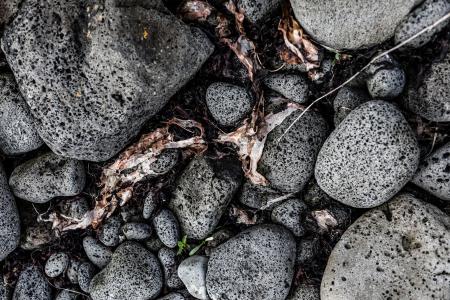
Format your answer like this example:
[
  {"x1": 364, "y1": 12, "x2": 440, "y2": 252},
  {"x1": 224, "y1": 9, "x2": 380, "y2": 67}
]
[
  {"x1": 412, "y1": 142, "x2": 450, "y2": 201},
  {"x1": 83, "y1": 236, "x2": 113, "y2": 269},
  {"x1": 315, "y1": 101, "x2": 420, "y2": 208},
  {"x1": 90, "y1": 242, "x2": 163, "y2": 300},
  {"x1": 143, "y1": 192, "x2": 158, "y2": 219},
  {"x1": 55, "y1": 290, "x2": 78, "y2": 300},
  {"x1": 366, "y1": 66, "x2": 406, "y2": 99},
  {"x1": 0, "y1": 281, "x2": 11, "y2": 300},
  {"x1": 296, "y1": 237, "x2": 319, "y2": 265},
  {"x1": 271, "y1": 198, "x2": 307, "y2": 237},
  {"x1": 289, "y1": 284, "x2": 320, "y2": 300},
  {"x1": 333, "y1": 87, "x2": 369, "y2": 125},
  {"x1": 78, "y1": 262, "x2": 96, "y2": 293},
  {"x1": 67, "y1": 259, "x2": 81, "y2": 284},
  {"x1": 122, "y1": 222, "x2": 152, "y2": 241},
  {"x1": 13, "y1": 265, "x2": 51, "y2": 300},
  {"x1": 158, "y1": 247, "x2": 184, "y2": 289},
  {"x1": 206, "y1": 82, "x2": 253, "y2": 127},
  {"x1": 56, "y1": 196, "x2": 89, "y2": 220},
  {"x1": 237, "y1": 0, "x2": 282, "y2": 23},
  {"x1": 153, "y1": 209, "x2": 180, "y2": 248},
  {"x1": 99, "y1": 215, "x2": 122, "y2": 247},
  {"x1": 206, "y1": 224, "x2": 296, "y2": 300},
  {"x1": 0, "y1": 0, "x2": 20, "y2": 25},
  {"x1": 9, "y1": 152, "x2": 86, "y2": 203},
  {"x1": 321, "y1": 194, "x2": 450, "y2": 300},
  {"x1": 238, "y1": 180, "x2": 283, "y2": 209},
  {"x1": 45, "y1": 252, "x2": 69, "y2": 277},
  {"x1": 395, "y1": 0, "x2": 450, "y2": 49},
  {"x1": 259, "y1": 109, "x2": 328, "y2": 193},
  {"x1": 157, "y1": 293, "x2": 186, "y2": 300},
  {"x1": 178, "y1": 256, "x2": 209, "y2": 300},
  {"x1": 170, "y1": 157, "x2": 242, "y2": 240},
  {"x1": 263, "y1": 74, "x2": 309, "y2": 104}
]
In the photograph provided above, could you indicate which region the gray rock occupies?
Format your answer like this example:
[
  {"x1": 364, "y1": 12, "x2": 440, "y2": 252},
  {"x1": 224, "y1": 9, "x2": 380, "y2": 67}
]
[
  {"x1": 56, "y1": 196, "x2": 89, "y2": 220},
  {"x1": 206, "y1": 82, "x2": 253, "y2": 127},
  {"x1": 0, "y1": 0, "x2": 20, "y2": 25},
  {"x1": 77, "y1": 262, "x2": 96, "y2": 293},
  {"x1": 238, "y1": 180, "x2": 283, "y2": 209},
  {"x1": 237, "y1": 0, "x2": 282, "y2": 24},
  {"x1": 170, "y1": 157, "x2": 242, "y2": 240},
  {"x1": 0, "y1": 282, "x2": 11, "y2": 300},
  {"x1": 259, "y1": 109, "x2": 328, "y2": 193},
  {"x1": 0, "y1": 73, "x2": 44, "y2": 155},
  {"x1": 395, "y1": 0, "x2": 450, "y2": 48},
  {"x1": 67, "y1": 259, "x2": 81, "y2": 284},
  {"x1": 412, "y1": 142, "x2": 450, "y2": 201},
  {"x1": 333, "y1": 87, "x2": 368, "y2": 125},
  {"x1": 157, "y1": 293, "x2": 186, "y2": 300},
  {"x1": 98, "y1": 215, "x2": 122, "y2": 247},
  {"x1": 289, "y1": 284, "x2": 320, "y2": 300},
  {"x1": 83, "y1": 236, "x2": 113, "y2": 269},
  {"x1": 158, "y1": 247, "x2": 184, "y2": 289},
  {"x1": 122, "y1": 222, "x2": 152, "y2": 241},
  {"x1": 145, "y1": 237, "x2": 165, "y2": 253},
  {"x1": 148, "y1": 149, "x2": 180, "y2": 176},
  {"x1": 153, "y1": 209, "x2": 180, "y2": 248},
  {"x1": 263, "y1": 74, "x2": 309, "y2": 104},
  {"x1": 55, "y1": 290, "x2": 78, "y2": 300},
  {"x1": 321, "y1": 194, "x2": 450, "y2": 299},
  {"x1": 143, "y1": 192, "x2": 158, "y2": 219},
  {"x1": 315, "y1": 101, "x2": 420, "y2": 208},
  {"x1": 271, "y1": 198, "x2": 307, "y2": 237},
  {"x1": 9, "y1": 152, "x2": 86, "y2": 203},
  {"x1": 366, "y1": 66, "x2": 406, "y2": 99},
  {"x1": 0, "y1": 164, "x2": 20, "y2": 262},
  {"x1": 206, "y1": 224, "x2": 296, "y2": 300},
  {"x1": 45, "y1": 252, "x2": 69, "y2": 277},
  {"x1": 1, "y1": 0, "x2": 213, "y2": 161},
  {"x1": 178, "y1": 255, "x2": 209, "y2": 300},
  {"x1": 91, "y1": 242, "x2": 163, "y2": 300},
  {"x1": 403, "y1": 52, "x2": 450, "y2": 122},
  {"x1": 13, "y1": 265, "x2": 51, "y2": 300},
  {"x1": 296, "y1": 237, "x2": 319, "y2": 265}
]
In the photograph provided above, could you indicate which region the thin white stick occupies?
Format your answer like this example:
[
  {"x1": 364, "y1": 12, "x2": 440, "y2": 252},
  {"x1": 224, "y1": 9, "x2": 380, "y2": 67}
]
[{"x1": 277, "y1": 12, "x2": 450, "y2": 142}]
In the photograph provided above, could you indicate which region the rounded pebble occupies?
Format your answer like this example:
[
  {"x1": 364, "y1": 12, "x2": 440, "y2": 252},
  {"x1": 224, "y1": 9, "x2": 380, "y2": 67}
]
[{"x1": 45, "y1": 252, "x2": 69, "y2": 278}]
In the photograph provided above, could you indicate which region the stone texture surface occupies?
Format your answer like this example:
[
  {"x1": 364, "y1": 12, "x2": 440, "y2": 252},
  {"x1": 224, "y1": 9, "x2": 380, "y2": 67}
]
[
  {"x1": 366, "y1": 67, "x2": 406, "y2": 99},
  {"x1": 45, "y1": 252, "x2": 69, "y2": 277},
  {"x1": 263, "y1": 74, "x2": 309, "y2": 104},
  {"x1": 122, "y1": 222, "x2": 152, "y2": 241},
  {"x1": 178, "y1": 255, "x2": 209, "y2": 300},
  {"x1": 83, "y1": 236, "x2": 113, "y2": 268},
  {"x1": 13, "y1": 265, "x2": 51, "y2": 300},
  {"x1": 315, "y1": 101, "x2": 420, "y2": 208},
  {"x1": 98, "y1": 215, "x2": 122, "y2": 247},
  {"x1": 237, "y1": 0, "x2": 282, "y2": 24},
  {"x1": 1, "y1": 0, "x2": 213, "y2": 161},
  {"x1": 206, "y1": 224, "x2": 296, "y2": 300},
  {"x1": 158, "y1": 247, "x2": 184, "y2": 289},
  {"x1": 78, "y1": 262, "x2": 96, "y2": 293},
  {"x1": 0, "y1": 0, "x2": 20, "y2": 25},
  {"x1": 153, "y1": 209, "x2": 180, "y2": 248},
  {"x1": 289, "y1": 284, "x2": 320, "y2": 300},
  {"x1": 271, "y1": 198, "x2": 307, "y2": 237},
  {"x1": 238, "y1": 180, "x2": 282, "y2": 209},
  {"x1": 321, "y1": 194, "x2": 450, "y2": 300}
]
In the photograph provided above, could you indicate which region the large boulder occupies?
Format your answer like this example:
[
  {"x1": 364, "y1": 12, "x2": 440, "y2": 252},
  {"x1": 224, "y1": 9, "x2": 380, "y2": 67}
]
[
  {"x1": 321, "y1": 194, "x2": 450, "y2": 299},
  {"x1": 1, "y1": 0, "x2": 213, "y2": 161},
  {"x1": 290, "y1": 0, "x2": 420, "y2": 50},
  {"x1": 206, "y1": 224, "x2": 296, "y2": 300},
  {"x1": 315, "y1": 101, "x2": 420, "y2": 208}
]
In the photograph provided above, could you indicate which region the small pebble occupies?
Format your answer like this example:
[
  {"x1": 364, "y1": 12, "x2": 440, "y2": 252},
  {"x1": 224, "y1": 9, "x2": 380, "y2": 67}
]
[
  {"x1": 55, "y1": 290, "x2": 78, "y2": 300},
  {"x1": 143, "y1": 192, "x2": 158, "y2": 219},
  {"x1": 263, "y1": 73, "x2": 309, "y2": 104},
  {"x1": 178, "y1": 255, "x2": 209, "y2": 300},
  {"x1": 153, "y1": 209, "x2": 180, "y2": 248},
  {"x1": 158, "y1": 247, "x2": 184, "y2": 289},
  {"x1": 98, "y1": 215, "x2": 122, "y2": 247},
  {"x1": 122, "y1": 222, "x2": 152, "y2": 240},
  {"x1": 67, "y1": 259, "x2": 81, "y2": 284},
  {"x1": 271, "y1": 198, "x2": 307, "y2": 237},
  {"x1": 77, "y1": 262, "x2": 96, "y2": 293},
  {"x1": 13, "y1": 265, "x2": 51, "y2": 300},
  {"x1": 157, "y1": 293, "x2": 186, "y2": 300},
  {"x1": 45, "y1": 252, "x2": 69, "y2": 278},
  {"x1": 83, "y1": 236, "x2": 112, "y2": 268}
]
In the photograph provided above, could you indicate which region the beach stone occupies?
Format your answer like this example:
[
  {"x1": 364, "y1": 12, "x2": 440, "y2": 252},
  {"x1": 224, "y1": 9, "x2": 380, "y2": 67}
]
[
  {"x1": 206, "y1": 224, "x2": 296, "y2": 300},
  {"x1": 0, "y1": 0, "x2": 20, "y2": 25},
  {"x1": 9, "y1": 152, "x2": 86, "y2": 203},
  {"x1": 178, "y1": 255, "x2": 209, "y2": 300},
  {"x1": 289, "y1": 285, "x2": 320, "y2": 300},
  {"x1": 290, "y1": 0, "x2": 420, "y2": 50},
  {"x1": 143, "y1": 192, "x2": 159, "y2": 219},
  {"x1": 412, "y1": 142, "x2": 450, "y2": 201},
  {"x1": 333, "y1": 87, "x2": 368, "y2": 125},
  {"x1": 367, "y1": 66, "x2": 406, "y2": 99},
  {"x1": 13, "y1": 265, "x2": 51, "y2": 300},
  {"x1": 153, "y1": 209, "x2": 180, "y2": 248},
  {"x1": 83, "y1": 236, "x2": 113, "y2": 269},
  {"x1": 90, "y1": 242, "x2": 163, "y2": 300},
  {"x1": 237, "y1": 0, "x2": 282, "y2": 24},
  {"x1": 77, "y1": 262, "x2": 96, "y2": 293},
  {"x1": 395, "y1": 0, "x2": 450, "y2": 48},
  {"x1": 45, "y1": 252, "x2": 69, "y2": 277},
  {"x1": 259, "y1": 109, "x2": 328, "y2": 193},
  {"x1": 56, "y1": 196, "x2": 89, "y2": 220},
  {"x1": 99, "y1": 215, "x2": 122, "y2": 247},
  {"x1": 170, "y1": 157, "x2": 242, "y2": 240},
  {"x1": 271, "y1": 198, "x2": 307, "y2": 237},
  {"x1": 67, "y1": 259, "x2": 81, "y2": 284},
  {"x1": 158, "y1": 247, "x2": 184, "y2": 289},
  {"x1": 0, "y1": 73, "x2": 43, "y2": 155},
  {"x1": 206, "y1": 82, "x2": 253, "y2": 127},
  {"x1": 0, "y1": 164, "x2": 20, "y2": 262},
  {"x1": 238, "y1": 180, "x2": 283, "y2": 209},
  {"x1": 122, "y1": 222, "x2": 152, "y2": 241},
  {"x1": 1, "y1": 0, "x2": 213, "y2": 161},
  {"x1": 321, "y1": 194, "x2": 450, "y2": 299},
  {"x1": 157, "y1": 293, "x2": 185, "y2": 300},
  {"x1": 263, "y1": 74, "x2": 309, "y2": 104},
  {"x1": 315, "y1": 101, "x2": 420, "y2": 208},
  {"x1": 55, "y1": 290, "x2": 78, "y2": 300},
  {"x1": 0, "y1": 282, "x2": 10, "y2": 300}
]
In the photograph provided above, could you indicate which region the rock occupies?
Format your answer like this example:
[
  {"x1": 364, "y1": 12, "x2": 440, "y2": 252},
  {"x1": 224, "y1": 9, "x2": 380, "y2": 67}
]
[
  {"x1": 259, "y1": 109, "x2": 328, "y2": 193},
  {"x1": 77, "y1": 262, "x2": 96, "y2": 293},
  {"x1": 238, "y1": 180, "x2": 283, "y2": 209},
  {"x1": 158, "y1": 247, "x2": 184, "y2": 289},
  {"x1": 403, "y1": 52, "x2": 450, "y2": 122},
  {"x1": 0, "y1": 164, "x2": 20, "y2": 261},
  {"x1": 0, "y1": 73, "x2": 44, "y2": 155},
  {"x1": 9, "y1": 152, "x2": 86, "y2": 203},
  {"x1": 143, "y1": 192, "x2": 158, "y2": 219},
  {"x1": 13, "y1": 265, "x2": 51, "y2": 300},
  {"x1": 288, "y1": 284, "x2": 320, "y2": 300},
  {"x1": 83, "y1": 236, "x2": 113, "y2": 269},
  {"x1": 145, "y1": 237, "x2": 165, "y2": 253},
  {"x1": 99, "y1": 215, "x2": 122, "y2": 247},
  {"x1": 122, "y1": 222, "x2": 152, "y2": 241},
  {"x1": 412, "y1": 142, "x2": 450, "y2": 201},
  {"x1": 263, "y1": 74, "x2": 308, "y2": 104},
  {"x1": 90, "y1": 242, "x2": 163, "y2": 300},
  {"x1": 45, "y1": 252, "x2": 69, "y2": 277},
  {"x1": 237, "y1": 0, "x2": 282, "y2": 24},
  {"x1": 290, "y1": 0, "x2": 419, "y2": 50},
  {"x1": 0, "y1": 282, "x2": 11, "y2": 300},
  {"x1": 271, "y1": 198, "x2": 307, "y2": 237},
  {"x1": 153, "y1": 209, "x2": 180, "y2": 248},
  {"x1": 170, "y1": 157, "x2": 242, "y2": 240},
  {"x1": 56, "y1": 196, "x2": 89, "y2": 220},
  {"x1": 0, "y1": 0, "x2": 20, "y2": 25},
  {"x1": 366, "y1": 62, "x2": 406, "y2": 99},
  {"x1": 333, "y1": 87, "x2": 368, "y2": 125},
  {"x1": 1, "y1": 0, "x2": 213, "y2": 161},
  {"x1": 206, "y1": 82, "x2": 253, "y2": 127},
  {"x1": 178, "y1": 255, "x2": 209, "y2": 300},
  {"x1": 315, "y1": 101, "x2": 420, "y2": 208},
  {"x1": 67, "y1": 259, "x2": 81, "y2": 284},
  {"x1": 55, "y1": 290, "x2": 78, "y2": 300},
  {"x1": 321, "y1": 194, "x2": 450, "y2": 299},
  {"x1": 296, "y1": 237, "x2": 319, "y2": 265},
  {"x1": 206, "y1": 224, "x2": 296, "y2": 300},
  {"x1": 157, "y1": 293, "x2": 186, "y2": 300},
  {"x1": 148, "y1": 149, "x2": 180, "y2": 176},
  {"x1": 395, "y1": 0, "x2": 450, "y2": 48}
]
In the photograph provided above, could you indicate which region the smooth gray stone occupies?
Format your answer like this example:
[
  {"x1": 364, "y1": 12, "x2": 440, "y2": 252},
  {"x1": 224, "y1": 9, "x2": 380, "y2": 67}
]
[
  {"x1": 98, "y1": 215, "x2": 122, "y2": 247},
  {"x1": 122, "y1": 222, "x2": 152, "y2": 241},
  {"x1": 45, "y1": 252, "x2": 69, "y2": 277},
  {"x1": 271, "y1": 198, "x2": 307, "y2": 237},
  {"x1": 263, "y1": 73, "x2": 309, "y2": 104},
  {"x1": 13, "y1": 265, "x2": 51, "y2": 300},
  {"x1": 153, "y1": 209, "x2": 180, "y2": 248},
  {"x1": 178, "y1": 256, "x2": 209, "y2": 300},
  {"x1": 83, "y1": 236, "x2": 112, "y2": 269},
  {"x1": 158, "y1": 247, "x2": 184, "y2": 289},
  {"x1": 77, "y1": 262, "x2": 96, "y2": 293}
]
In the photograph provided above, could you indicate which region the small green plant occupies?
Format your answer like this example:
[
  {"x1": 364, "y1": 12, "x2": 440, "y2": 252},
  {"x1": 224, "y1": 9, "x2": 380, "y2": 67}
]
[
  {"x1": 189, "y1": 236, "x2": 214, "y2": 256},
  {"x1": 177, "y1": 235, "x2": 190, "y2": 255}
]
